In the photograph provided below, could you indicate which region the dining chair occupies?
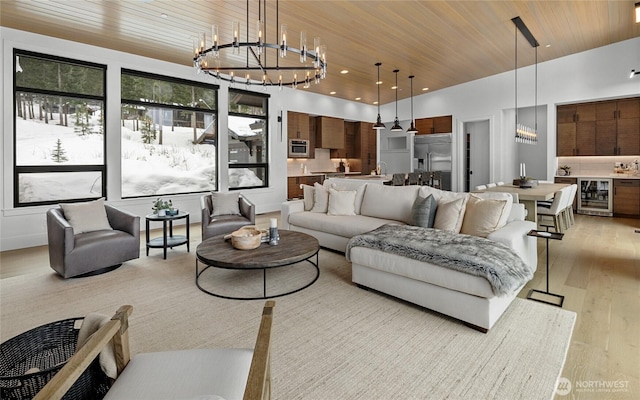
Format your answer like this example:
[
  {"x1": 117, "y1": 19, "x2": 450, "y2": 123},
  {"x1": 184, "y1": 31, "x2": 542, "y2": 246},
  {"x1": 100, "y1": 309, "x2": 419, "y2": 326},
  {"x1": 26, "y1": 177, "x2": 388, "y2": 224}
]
[
  {"x1": 537, "y1": 189, "x2": 568, "y2": 232},
  {"x1": 407, "y1": 172, "x2": 421, "y2": 185},
  {"x1": 392, "y1": 173, "x2": 406, "y2": 186},
  {"x1": 563, "y1": 184, "x2": 578, "y2": 227}
]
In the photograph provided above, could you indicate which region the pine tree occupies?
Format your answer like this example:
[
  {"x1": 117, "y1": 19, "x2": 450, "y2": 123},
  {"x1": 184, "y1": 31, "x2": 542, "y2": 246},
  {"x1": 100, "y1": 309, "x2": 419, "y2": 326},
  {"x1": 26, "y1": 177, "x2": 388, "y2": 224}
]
[
  {"x1": 51, "y1": 139, "x2": 68, "y2": 163},
  {"x1": 73, "y1": 102, "x2": 93, "y2": 136},
  {"x1": 140, "y1": 117, "x2": 157, "y2": 144}
]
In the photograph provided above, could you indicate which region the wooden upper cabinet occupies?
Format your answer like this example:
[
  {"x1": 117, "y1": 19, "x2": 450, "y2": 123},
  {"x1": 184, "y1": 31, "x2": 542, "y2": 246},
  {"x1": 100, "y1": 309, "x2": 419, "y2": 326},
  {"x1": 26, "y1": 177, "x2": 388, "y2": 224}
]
[
  {"x1": 287, "y1": 111, "x2": 310, "y2": 140},
  {"x1": 433, "y1": 115, "x2": 453, "y2": 133},
  {"x1": 415, "y1": 115, "x2": 452, "y2": 135},
  {"x1": 330, "y1": 121, "x2": 357, "y2": 158},
  {"x1": 616, "y1": 98, "x2": 640, "y2": 155},
  {"x1": 316, "y1": 116, "x2": 345, "y2": 149},
  {"x1": 415, "y1": 118, "x2": 434, "y2": 135},
  {"x1": 576, "y1": 103, "x2": 596, "y2": 121},
  {"x1": 557, "y1": 97, "x2": 639, "y2": 156},
  {"x1": 557, "y1": 123, "x2": 577, "y2": 156},
  {"x1": 557, "y1": 105, "x2": 576, "y2": 123}
]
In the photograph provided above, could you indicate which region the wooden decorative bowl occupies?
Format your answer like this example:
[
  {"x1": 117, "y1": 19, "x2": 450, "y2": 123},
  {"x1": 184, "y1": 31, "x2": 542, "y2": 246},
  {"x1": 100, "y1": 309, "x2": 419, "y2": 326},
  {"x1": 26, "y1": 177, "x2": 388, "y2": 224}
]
[{"x1": 230, "y1": 227, "x2": 262, "y2": 250}]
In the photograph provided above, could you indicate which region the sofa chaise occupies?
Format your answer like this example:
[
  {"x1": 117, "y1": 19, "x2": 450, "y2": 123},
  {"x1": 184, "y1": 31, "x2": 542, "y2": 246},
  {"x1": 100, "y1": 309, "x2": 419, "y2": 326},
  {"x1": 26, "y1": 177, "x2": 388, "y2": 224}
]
[{"x1": 281, "y1": 178, "x2": 537, "y2": 331}]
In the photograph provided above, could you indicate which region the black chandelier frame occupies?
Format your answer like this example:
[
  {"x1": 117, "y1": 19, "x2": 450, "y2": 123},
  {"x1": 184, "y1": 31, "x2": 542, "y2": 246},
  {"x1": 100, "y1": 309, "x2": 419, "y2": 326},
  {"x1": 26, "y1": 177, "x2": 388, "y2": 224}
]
[{"x1": 193, "y1": 0, "x2": 326, "y2": 88}]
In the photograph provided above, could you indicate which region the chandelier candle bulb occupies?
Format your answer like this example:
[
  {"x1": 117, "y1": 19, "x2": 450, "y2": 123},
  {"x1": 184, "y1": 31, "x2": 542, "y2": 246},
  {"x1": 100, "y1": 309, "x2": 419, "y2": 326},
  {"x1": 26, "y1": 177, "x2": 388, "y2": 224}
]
[
  {"x1": 300, "y1": 31, "x2": 307, "y2": 62},
  {"x1": 280, "y1": 24, "x2": 287, "y2": 57},
  {"x1": 232, "y1": 21, "x2": 240, "y2": 53},
  {"x1": 212, "y1": 24, "x2": 219, "y2": 53}
]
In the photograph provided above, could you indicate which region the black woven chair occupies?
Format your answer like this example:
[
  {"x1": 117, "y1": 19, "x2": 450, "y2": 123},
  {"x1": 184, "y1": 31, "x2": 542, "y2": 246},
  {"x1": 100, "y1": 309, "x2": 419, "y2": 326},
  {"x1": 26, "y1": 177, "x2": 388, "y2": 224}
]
[{"x1": 0, "y1": 318, "x2": 111, "y2": 400}]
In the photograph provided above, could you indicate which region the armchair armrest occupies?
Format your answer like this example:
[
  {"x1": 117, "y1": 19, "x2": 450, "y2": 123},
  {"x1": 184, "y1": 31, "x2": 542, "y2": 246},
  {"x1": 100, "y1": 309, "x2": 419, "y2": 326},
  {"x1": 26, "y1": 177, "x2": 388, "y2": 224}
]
[
  {"x1": 46, "y1": 208, "x2": 75, "y2": 256},
  {"x1": 239, "y1": 195, "x2": 256, "y2": 224},
  {"x1": 105, "y1": 205, "x2": 140, "y2": 239},
  {"x1": 34, "y1": 305, "x2": 133, "y2": 400}
]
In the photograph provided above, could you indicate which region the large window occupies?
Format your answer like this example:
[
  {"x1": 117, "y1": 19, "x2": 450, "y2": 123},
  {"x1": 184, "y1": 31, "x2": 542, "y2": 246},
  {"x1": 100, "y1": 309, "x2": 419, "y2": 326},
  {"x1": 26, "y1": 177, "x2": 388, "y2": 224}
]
[
  {"x1": 121, "y1": 70, "x2": 218, "y2": 198},
  {"x1": 228, "y1": 89, "x2": 269, "y2": 189},
  {"x1": 14, "y1": 50, "x2": 106, "y2": 206}
]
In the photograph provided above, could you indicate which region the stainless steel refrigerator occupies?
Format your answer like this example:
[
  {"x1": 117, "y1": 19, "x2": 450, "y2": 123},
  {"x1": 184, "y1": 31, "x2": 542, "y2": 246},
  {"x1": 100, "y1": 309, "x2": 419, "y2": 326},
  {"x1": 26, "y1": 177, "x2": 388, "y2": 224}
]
[{"x1": 413, "y1": 133, "x2": 452, "y2": 191}]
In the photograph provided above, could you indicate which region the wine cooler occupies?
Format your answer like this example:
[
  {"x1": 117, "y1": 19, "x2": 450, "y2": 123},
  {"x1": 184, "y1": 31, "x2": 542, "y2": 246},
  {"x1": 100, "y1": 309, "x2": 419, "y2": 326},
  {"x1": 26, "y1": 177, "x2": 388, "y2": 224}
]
[{"x1": 577, "y1": 178, "x2": 613, "y2": 217}]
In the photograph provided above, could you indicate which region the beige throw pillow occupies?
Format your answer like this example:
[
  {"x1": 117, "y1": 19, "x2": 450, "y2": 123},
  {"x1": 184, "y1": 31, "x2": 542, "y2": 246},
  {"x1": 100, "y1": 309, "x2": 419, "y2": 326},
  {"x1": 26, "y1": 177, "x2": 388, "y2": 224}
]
[
  {"x1": 302, "y1": 184, "x2": 315, "y2": 211},
  {"x1": 310, "y1": 182, "x2": 329, "y2": 213},
  {"x1": 60, "y1": 198, "x2": 112, "y2": 234},
  {"x1": 433, "y1": 197, "x2": 467, "y2": 233},
  {"x1": 460, "y1": 194, "x2": 509, "y2": 237},
  {"x1": 211, "y1": 192, "x2": 240, "y2": 216},
  {"x1": 327, "y1": 188, "x2": 357, "y2": 216}
]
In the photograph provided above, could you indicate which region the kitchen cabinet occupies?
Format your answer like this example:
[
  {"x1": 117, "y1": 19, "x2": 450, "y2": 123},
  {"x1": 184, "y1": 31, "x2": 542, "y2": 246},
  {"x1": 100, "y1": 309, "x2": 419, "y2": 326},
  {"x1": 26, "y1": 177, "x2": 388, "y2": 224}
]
[
  {"x1": 557, "y1": 97, "x2": 639, "y2": 156},
  {"x1": 287, "y1": 111, "x2": 310, "y2": 140},
  {"x1": 330, "y1": 121, "x2": 357, "y2": 159},
  {"x1": 315, "y1": 116, "x2": 345, "y2": 149},
  {"x1": 556, "y1": 103, "x2": 596, "y2": 156},
  {"x1": 287, "y1": 175, "x2": 324, "y2": 200},
  {"x1": 613, "y1": 179, "x2": 640, "y2": 217},
  {"x1": 415, "y1": 115, "x2": 452, "y2": 135}
]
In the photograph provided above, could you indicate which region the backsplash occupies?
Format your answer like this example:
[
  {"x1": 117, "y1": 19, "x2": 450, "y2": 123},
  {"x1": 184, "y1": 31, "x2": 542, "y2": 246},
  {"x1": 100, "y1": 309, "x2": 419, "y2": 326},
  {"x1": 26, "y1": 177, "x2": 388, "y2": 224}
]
[
  {"x1": 287, "y1": 148, "x2": 357, "y2": 175},
  {"x1": 557, "y1": 155, "x2": 640, "y2": 176}
]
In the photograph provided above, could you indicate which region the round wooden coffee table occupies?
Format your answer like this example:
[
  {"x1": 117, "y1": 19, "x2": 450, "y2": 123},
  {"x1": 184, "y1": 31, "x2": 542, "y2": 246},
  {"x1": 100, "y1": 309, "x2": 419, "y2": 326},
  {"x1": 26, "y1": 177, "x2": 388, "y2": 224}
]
[{"x1": 196, "y1": 230, "x2": 320, "y2": 300}]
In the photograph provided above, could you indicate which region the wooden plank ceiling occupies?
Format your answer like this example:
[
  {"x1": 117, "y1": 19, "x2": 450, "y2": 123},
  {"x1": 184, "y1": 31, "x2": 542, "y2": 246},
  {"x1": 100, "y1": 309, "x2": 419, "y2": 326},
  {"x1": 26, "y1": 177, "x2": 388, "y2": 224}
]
[{"x1": 2, "y1": 0, "x2": 638, "y2": 105}]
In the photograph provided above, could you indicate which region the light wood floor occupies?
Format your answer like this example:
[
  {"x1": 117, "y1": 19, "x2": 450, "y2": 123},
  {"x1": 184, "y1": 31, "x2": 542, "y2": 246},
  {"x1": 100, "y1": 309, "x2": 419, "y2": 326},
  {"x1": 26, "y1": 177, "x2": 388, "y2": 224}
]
[{"x1": 1, "y1": 213, "x2": 639, "y2": 398}]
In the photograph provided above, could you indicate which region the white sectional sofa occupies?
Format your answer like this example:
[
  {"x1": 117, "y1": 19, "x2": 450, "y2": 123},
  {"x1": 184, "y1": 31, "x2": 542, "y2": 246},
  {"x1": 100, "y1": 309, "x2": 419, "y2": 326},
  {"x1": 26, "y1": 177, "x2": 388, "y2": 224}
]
[{"x1": 281, "y1": 178, "x2": 537, "y2": 331}]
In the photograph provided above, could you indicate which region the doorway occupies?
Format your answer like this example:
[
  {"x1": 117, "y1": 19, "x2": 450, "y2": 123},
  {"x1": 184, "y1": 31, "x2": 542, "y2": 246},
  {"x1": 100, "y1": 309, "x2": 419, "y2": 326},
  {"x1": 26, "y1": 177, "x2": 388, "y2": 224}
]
[{"x1": 463, "y1": 120, "x2": 490, "y2": 191}]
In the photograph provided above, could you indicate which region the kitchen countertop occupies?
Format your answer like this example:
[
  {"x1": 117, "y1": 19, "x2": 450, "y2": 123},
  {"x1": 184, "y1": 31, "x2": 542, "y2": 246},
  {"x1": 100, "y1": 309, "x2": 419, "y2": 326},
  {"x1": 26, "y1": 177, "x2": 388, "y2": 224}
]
[
  {"x1": 288, "y1": 171, "x2": 362, "y2": 178},
  {"x1": 555, "y1": 174, "x2": 640, "y2": 180}
]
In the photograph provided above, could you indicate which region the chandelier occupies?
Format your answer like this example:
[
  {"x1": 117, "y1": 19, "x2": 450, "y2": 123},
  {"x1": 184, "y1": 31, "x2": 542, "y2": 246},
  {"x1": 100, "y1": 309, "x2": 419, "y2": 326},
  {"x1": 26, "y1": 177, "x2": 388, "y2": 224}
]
[
  {"x1": 512, "y1": 16, "x2": 539, "y2": 145},
  {"x1": 193, "y1": 0, "x2": 327, "y2": 88}
]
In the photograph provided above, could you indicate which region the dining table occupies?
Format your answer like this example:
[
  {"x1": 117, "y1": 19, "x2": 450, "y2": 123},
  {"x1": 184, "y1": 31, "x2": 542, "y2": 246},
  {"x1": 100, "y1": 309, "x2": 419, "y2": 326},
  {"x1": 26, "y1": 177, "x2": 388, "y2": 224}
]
[{"x1": 476, "y1": 183, "x2": 570, "y2": 223}]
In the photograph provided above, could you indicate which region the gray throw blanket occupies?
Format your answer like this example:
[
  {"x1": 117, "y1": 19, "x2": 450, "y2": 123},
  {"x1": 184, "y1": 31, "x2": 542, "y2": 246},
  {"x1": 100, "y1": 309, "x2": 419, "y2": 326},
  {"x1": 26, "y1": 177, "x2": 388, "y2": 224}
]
[{"x1": 345, "y1": 224, "x2": 533, "y2": 296}]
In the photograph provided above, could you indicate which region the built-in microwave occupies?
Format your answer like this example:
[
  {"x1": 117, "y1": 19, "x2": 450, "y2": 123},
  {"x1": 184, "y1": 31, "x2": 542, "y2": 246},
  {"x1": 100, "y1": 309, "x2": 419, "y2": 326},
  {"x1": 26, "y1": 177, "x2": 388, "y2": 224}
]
[{"x1": 288, "y1": 139, "x2": 309, "y2": 158}]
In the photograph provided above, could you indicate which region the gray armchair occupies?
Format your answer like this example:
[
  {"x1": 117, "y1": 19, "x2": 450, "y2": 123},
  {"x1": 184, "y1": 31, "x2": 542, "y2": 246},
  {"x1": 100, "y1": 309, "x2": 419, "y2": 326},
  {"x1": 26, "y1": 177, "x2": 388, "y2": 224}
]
[
  {"x1": 46, "y1": 204, "x2": 140, "y2": 278},
  {"x1": 201, "y1": 194, "x2": 255, "y2": 241}
]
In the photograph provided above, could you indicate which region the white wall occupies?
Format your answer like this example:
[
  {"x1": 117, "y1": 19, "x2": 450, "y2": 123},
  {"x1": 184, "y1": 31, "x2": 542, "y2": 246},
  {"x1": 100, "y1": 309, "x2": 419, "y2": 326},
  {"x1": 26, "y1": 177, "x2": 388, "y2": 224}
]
[
  {"x1": 1, "y1": 27, "x2": 639, "y2": 251},
  {"x1": 378, "y1": 37, "x2": 640, "y2": 192},
  {"x1": 0, "y1": 27, "x2": 375, "y2": 250}
]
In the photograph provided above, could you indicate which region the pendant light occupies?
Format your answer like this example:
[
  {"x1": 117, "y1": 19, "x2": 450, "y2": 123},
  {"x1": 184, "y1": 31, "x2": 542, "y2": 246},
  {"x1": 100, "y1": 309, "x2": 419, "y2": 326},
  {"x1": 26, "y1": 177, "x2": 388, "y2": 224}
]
[
  {"x1": 390, "y1": 69, "x2": 403, "y2": 131},
  {"x1": 406, "y1": 75, "x2": 418, "y2": 134},
  {"x1": 373, "y1": 62, "x2": 386, "y2": 130}
]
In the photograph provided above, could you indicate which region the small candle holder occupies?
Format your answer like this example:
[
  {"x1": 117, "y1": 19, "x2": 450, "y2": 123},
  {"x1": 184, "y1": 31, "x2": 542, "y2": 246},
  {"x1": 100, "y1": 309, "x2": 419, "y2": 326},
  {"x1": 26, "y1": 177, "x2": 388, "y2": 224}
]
[
  {"x1": 269, "y1": 218, "x2": 279, "y2": 245},
  {"x1": 269, "y1": 227, "x2": 279, "y2": 245}
]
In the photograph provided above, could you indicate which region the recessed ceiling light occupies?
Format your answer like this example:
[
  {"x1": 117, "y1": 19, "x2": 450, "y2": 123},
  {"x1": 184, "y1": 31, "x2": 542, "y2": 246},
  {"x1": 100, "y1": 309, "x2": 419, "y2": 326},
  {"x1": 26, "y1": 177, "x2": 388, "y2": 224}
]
[
  {"x1": 340, "y1": 70, "x2": 349, "y2": 74},
  {"x1": 376, "y1": 81, "x2": 383, "y2": 85},
  {"x1": 545, "y1": 44, "x2": 551, "y2": 48},
  {"x1": 422, "y1": 87, "x2": 429, "y2": 91},
  {"x1": 161, "y1": 13, "x2": 168, "y2": 18},
  {"x1": 330, "y1": 91, "x2": 336, "y2": 95},
  {"x1": 391, "y1": 85, "x2": 398, "y2": 90},
  {"x1": 355, "y1": 97, "x2": 361, "y2": 100},
  {"x1": 373, "y1": 101, "x2": 379, "y2": 105}
]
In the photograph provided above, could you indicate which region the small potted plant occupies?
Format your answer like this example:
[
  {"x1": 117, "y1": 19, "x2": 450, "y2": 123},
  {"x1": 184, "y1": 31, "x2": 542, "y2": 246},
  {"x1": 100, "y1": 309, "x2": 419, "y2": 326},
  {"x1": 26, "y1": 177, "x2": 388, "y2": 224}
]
[
  {"x1": 152, "y1": 198, "x2": 173, "y2": 216},
  {"x1": 559, "y1": 165, "x2": 571, "y2": 176}
]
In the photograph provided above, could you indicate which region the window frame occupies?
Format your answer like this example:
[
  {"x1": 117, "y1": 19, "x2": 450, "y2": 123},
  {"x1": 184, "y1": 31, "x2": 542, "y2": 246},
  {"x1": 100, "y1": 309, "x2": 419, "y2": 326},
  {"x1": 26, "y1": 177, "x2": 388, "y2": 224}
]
[
  {"x1": 227, "y1": 88, "x2": 270, "y2": 190},
  {"x1": 120, "y1": 69, "x2": 220, "y2": 199},
  {"x1": 13, "y1": 49, "x2": 107, "y2": 207}
]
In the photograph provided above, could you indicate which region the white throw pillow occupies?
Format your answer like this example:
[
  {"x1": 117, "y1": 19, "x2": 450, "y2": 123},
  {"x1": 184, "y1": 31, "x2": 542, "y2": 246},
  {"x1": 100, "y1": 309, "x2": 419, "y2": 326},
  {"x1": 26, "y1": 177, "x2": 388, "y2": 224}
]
[
  {"x1": 460, "y1": 194, "x2": 510, "y2": 238},
  {"x1": 360, "y1": 184, "x2": 420, "y2": 223},
  {"x1": 310, "y1": 182, "x2": 329, "y2": 213},
  {"x1": 433, "y1": 197, "x2": 467, "y2": 233},
  {"x1": 210, "y1": 192, "x2": 240, "y2": 216},
  {"x1": 324, "y1": 181, "x2": 367, "y2": 214},
  {"x1": 302, "y1": 184, "x2": 315, "y2": 211},
  {"x1": 60, "y1": 198, "x2": 112, "y2": 234},
  {"x1": 327, "y1": 188, "x2": 357, "y2": 216}
]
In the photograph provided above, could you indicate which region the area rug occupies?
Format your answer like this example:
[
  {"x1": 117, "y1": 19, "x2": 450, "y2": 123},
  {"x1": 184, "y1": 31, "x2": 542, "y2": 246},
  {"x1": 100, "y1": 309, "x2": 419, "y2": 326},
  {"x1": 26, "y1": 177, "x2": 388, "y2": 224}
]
[{"x1": 1, "y1": 249, "x2": 576, "y2": 399}]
